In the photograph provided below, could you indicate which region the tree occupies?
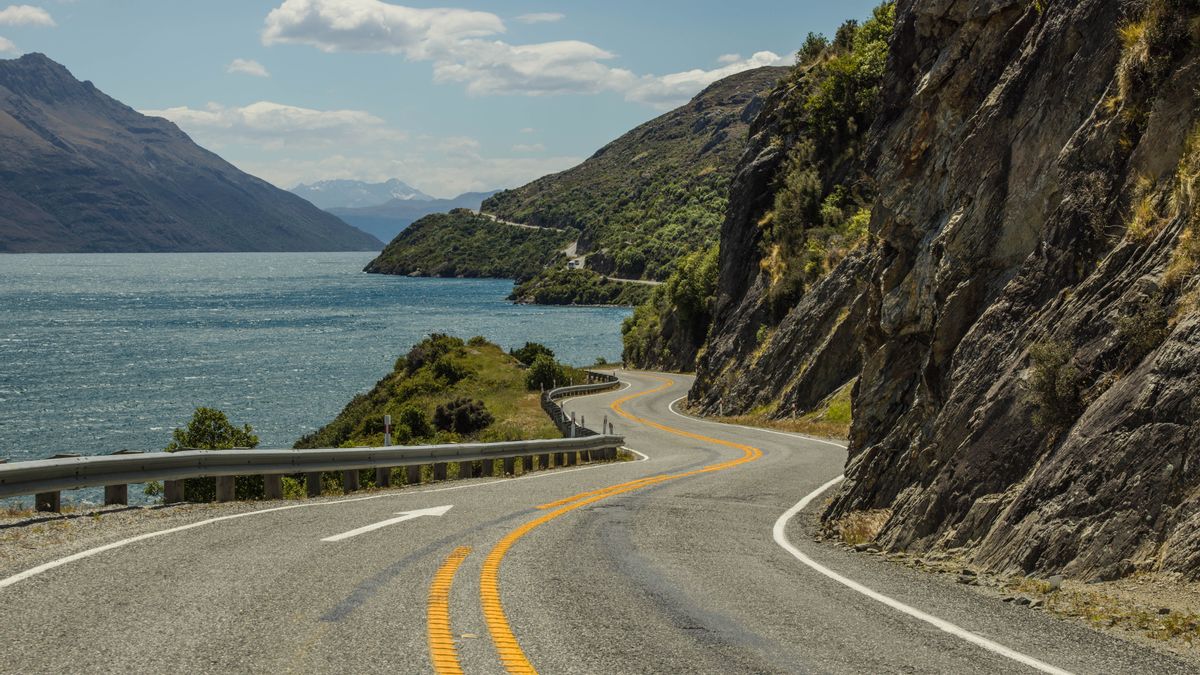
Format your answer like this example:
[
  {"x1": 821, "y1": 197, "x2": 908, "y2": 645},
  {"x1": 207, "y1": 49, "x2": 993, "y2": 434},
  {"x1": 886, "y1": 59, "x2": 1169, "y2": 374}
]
[
  {"x1": 797, "y1": 32, "x2": 829, "y2": 64},
  {"x1": 164, "y1": 407, "x2": 260, "y2": 502},
  {"x1": 510, "y1": 342, "x2": 555, "y2": 366},
  {"x1": 525, "y1": 353, "x2": 567, "y2": 391}
]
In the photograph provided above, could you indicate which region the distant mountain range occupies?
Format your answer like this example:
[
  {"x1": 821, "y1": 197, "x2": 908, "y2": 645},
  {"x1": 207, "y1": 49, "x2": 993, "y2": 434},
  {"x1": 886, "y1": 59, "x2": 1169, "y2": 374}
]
[
  {"x1": 0, "y1": 53, "x2": 381, "y2": 253},
  {"x1": 290, "y1": 179, "x2": 432, "y2": 210},
  {"x1": 327, "y1": 190, "x2": 500, "y2": 243}
]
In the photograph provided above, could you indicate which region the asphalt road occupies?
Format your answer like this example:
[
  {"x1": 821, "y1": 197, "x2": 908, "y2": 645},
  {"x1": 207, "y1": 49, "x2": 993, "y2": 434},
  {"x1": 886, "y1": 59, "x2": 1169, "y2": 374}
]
[{"x1": 0, "y1": 371, "x2": 1192, "y2": 674}]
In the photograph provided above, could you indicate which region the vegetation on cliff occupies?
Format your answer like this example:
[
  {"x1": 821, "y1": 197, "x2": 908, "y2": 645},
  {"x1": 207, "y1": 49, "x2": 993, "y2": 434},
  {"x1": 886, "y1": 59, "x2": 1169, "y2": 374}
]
[
  {"x1": 364, "y1": 211, "x2": 572, "y2": 280},
  {"x1": 624, "y1": 4, "x2": 892, "y2": 372}
]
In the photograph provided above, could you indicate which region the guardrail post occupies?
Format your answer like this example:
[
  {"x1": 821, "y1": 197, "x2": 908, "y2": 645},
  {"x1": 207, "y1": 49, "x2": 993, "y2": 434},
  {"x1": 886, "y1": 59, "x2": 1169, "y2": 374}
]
[
  {"x1": 215, "y1": 476, "x2": 235, "y2": 502},
  {"x1": 406, "y1": 465, "x2": 421, "y2": 485},
  {"x1": 343, "y1": 470, "x2": 360, "y2": 494},
  {"x1": 377, "y1": 467, "x2": 392, "y2": 488},
  {"x1": 458, "y1": 461, "x2": 474, "y2": 479},
  {"x1": 566, "y1": 449, "x2": 577, "y2": 467},
  {"x1": 104, "y1": 484, "x2": 128, "y2": 506},
  {"x1": 538, "y1": 452, "x2": 551, "y2": 470},
  {"x1": 35, "y1": 491, "x2": 60, "y2": 513},
  {"x1": 502, "y1": 457, "x2": 515, "y2": 476},
  {"x1": 164, "y1": 480, "x2": 185, "y2": 503},
  {"x1": 433, "y1": 463, "x2": 447, "y2": 481},
  {"x1": 306, "y1": 472, "x2": 322, "y2": 498},
  {"x1": 264, "y1": 474, "x2": 283, "y2": 500},
  {"x1": 480, "y1": 459, "x2": 494, "y2": 477}
]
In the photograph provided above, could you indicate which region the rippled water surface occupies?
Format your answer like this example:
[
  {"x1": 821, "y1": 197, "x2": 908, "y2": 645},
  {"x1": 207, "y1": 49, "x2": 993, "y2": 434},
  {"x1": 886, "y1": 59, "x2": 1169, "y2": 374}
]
[{"x1": 0, "y1": 253, "x2": 630, "y2": 475}]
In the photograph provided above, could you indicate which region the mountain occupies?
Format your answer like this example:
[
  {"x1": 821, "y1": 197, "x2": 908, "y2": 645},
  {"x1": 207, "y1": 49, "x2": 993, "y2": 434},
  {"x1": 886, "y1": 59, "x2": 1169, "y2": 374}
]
[
  {"x1": 364, "y1": 66, "x2": 786, "y2": 306},
  {"x1": 658, "y1": 0, "x2": 1200, "y2": 585},
  {"x1": 0, "y1": 53, "x2": 381, "y2": 253},
  {"x1": 483, "y1": 66, "x2": 787, "y2": 282},
  {"x1": 290, "y1": 178, "x2": 432, "y2": 210},
  {"x1": 331, "y1": 190, "x2": 499, "y2": 243}
]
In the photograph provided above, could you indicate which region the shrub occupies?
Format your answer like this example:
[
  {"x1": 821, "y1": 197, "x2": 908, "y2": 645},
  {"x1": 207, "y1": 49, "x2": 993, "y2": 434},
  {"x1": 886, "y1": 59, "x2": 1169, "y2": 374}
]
[
  {"x1": 1115, "y1": 296, "x2": 1169, "y2": 367},
  {"x1": 164, "y1": 407, "x2": 261, "y2": 502},
  {"x1": 433, "y1": 398, "x2": 494, "y2": 435},
  {"x1": 510, "y1": 342, "x2": 555, "y2": 366},
  {"x1": 1029, "y1": 341, "x2": 1084, "y2": 431},
  {"x1": 404, "y1": 334, "x2": 465, "y2": 374},
  {"x1": 397, "y1": 404, "x2": 432, "y2": 439},
  {"x1": 432, "y1": 355, "x2": 470, "y2": 384},
  {"x1": 525, "y1": 353, "x2": 568, "y2": 391}
]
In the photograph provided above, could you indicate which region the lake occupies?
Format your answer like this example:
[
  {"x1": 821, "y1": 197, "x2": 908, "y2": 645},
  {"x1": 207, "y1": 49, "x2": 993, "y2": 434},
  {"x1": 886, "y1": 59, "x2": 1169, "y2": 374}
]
[{"x1": 0, "y1": 252, "x2": 630, "y2": 503}]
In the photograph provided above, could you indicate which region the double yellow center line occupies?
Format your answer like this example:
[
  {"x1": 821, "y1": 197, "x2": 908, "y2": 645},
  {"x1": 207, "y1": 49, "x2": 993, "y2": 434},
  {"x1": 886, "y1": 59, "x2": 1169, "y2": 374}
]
[{"x1": 428, "y1": 375, "x2": 763, "y2": 674}]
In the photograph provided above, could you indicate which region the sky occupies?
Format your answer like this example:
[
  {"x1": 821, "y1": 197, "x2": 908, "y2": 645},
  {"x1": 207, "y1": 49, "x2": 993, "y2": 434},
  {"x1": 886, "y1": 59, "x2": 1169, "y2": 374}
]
[{"x1": 0, "y1": 1, "x2": 881, "y2": 198}]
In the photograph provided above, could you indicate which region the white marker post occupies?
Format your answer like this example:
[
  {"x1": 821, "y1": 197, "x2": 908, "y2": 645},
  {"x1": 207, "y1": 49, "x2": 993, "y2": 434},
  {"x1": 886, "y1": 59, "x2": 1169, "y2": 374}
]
[{"x1": 378, "y1": 414, "x2": 393, "y2": 488}]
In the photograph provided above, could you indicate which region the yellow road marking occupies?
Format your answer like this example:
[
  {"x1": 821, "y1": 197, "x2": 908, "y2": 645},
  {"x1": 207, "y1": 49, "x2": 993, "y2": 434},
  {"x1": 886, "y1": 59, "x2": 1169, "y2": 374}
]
[
  {"x1": 428, "y1": 546, "x2": 472, "y2": 675},
  {"x1": 478, "y1": 374, "x2": 763, "y2": 673}
]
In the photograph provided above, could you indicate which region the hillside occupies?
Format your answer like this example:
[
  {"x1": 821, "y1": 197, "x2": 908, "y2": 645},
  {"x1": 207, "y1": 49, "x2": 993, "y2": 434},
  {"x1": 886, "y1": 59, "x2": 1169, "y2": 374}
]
[
  {"x1": 484, "y1": 66, "x2": 786, "y2": 283},
  {"x1": 332, "y1": 190, "x2": 498, "y2": 243},
  {"x1": 295, "y1": 335, "x2": 566, "y2": 450},
  {"x1": 291, "y1": 179, "x2": 431, "y2": 210},
  {"x1": 0, "y1": 53, "x2": 381, "y2": 253},
  {"x1": 364, "y1": 210, "x2": 573, "y2": 280}
]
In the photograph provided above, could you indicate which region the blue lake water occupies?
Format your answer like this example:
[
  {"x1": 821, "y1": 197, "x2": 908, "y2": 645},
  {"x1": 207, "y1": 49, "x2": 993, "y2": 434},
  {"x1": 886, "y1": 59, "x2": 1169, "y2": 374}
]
[{"x1": 0, "y1": 252, "x2": 630, "y2": 503}]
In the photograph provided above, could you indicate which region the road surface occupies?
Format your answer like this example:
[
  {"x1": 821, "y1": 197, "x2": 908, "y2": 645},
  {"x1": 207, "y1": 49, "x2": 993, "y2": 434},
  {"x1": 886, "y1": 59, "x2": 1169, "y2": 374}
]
[{"x1": 0, "y1": 372, "x2": 1190, "y2": 673}]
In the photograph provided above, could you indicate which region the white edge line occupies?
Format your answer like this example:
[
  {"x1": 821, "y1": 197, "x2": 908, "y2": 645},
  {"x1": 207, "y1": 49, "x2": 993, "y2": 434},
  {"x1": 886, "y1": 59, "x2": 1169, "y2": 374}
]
[
  {"x1": 661, "y1": 390, "x2": 1071, "y2": 674},
  {"x1": 774, "y1": 482, "x2": 1073, "y2": 674},
  {"x1": 0, "y1": 435, "x2": 650, "y2": 590}
]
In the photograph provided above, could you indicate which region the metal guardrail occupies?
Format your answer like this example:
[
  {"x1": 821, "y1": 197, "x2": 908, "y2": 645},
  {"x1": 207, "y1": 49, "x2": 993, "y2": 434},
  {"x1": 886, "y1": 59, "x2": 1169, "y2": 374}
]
[{"x1": 0, "y1": 371, "x2": 625, "y2": 511}]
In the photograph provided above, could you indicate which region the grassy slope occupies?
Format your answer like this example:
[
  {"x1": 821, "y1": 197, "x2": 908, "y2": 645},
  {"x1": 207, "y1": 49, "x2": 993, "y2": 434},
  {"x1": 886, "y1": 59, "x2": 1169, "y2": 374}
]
[
  {"x1": 364, "y1": 211, "x2": 573, "y2": 280},
  {"x1": 295, "y1": 338, "x2": 581, "y2": 450},
  {"x1": 483, "y1": 67, "x2": 786, "y2": 283}
]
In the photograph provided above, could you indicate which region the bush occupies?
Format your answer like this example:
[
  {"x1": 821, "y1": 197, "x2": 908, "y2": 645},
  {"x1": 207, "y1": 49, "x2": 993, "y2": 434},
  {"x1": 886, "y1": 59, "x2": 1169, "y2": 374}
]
[
  {"x1": 404, "y1": 334, "x2": 465, "y2": 374},
  {"x1": 397, "y1": 404, "x2": 432, "y2": 439},
  {"x1": 1029, "y1": 341, "x2": 1084, "y2": 431},
  {"x1": 1115, "y1": 296, "x2": 1169, "y2": 367},
  {"x1": 432, "y1": 355, "x2": 470, "y2": 384},
  {"x1": 433, "y1": 398, "x2": 494, "y2": 435},
  {"x1": 510, "y1": 342, "x2": 555, "y2": 366},
  {"x1": 164, "y1": 407, "x2": 261, "y2": 502},
  {"x1": 525, "y1": 353, "x2": 568, "y2": 391}
]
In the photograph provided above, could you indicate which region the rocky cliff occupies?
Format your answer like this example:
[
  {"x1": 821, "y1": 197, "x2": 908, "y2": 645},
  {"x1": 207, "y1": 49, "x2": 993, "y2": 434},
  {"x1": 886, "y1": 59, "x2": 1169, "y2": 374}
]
[
  {"x1": 0, "y1": 54, "x2": 381, "y2": 253},
  {"x1": 813, "y1": 0, "x2": 1200, "y2": 582}
]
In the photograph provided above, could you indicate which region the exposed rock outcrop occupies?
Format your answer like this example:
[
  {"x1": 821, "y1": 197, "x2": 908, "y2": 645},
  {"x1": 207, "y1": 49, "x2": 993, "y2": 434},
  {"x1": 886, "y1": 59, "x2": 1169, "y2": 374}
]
[{"x1": 822, "y1": 0, "x2": 1200, "y2": 581}]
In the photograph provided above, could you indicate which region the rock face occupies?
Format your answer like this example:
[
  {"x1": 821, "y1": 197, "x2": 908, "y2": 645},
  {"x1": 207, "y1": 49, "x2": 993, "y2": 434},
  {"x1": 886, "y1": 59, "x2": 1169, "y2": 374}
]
[
  {"x1": 689, "y1": 68, "x2": 874, "y2": 416},
  {"x1": 821, "y1": 0, "x2": 1200, "y2": 582},
  {"x1": 0, "y1": 54, "x2": 381, "y2": 253}
]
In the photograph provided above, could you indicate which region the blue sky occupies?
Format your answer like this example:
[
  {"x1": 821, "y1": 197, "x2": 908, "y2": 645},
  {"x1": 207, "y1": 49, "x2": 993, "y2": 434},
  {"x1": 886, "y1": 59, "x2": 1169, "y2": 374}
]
[{"x1": 1, "y1": 1, "x2": 881, "y2": 197}]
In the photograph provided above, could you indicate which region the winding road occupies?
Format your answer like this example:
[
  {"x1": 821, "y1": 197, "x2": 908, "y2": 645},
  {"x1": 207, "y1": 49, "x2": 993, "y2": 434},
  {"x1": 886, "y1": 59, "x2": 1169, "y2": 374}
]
[{"x1": 0, "y1": 372, "x2": 1190, "y2": 673}]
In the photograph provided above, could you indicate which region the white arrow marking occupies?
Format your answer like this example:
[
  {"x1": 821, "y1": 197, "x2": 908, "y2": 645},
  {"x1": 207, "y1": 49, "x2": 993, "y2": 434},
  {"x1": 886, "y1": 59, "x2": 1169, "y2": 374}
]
[{"x1": 321, "y1": 505, "x2": 453, "y2": 542}]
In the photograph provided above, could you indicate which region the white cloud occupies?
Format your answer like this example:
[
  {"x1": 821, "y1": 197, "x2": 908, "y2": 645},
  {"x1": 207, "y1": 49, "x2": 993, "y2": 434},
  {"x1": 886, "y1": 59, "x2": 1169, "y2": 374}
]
[
  {"x1": 624, "y1": 51, "x2": 787, "y2": 108},
  {"x1": 717, "y1": 53, "x2": 741, "y2": 64},
  {"x1": 262, "y1": 0, "x2": 503, "y2": 57},
  {"x1": 0, "y1": 5, "x2": 55, "y2": 26},
  {"x1": 261, "y1": 1, "x2": 784, "y2": 107},
  {"x1": 512, "y1": 143, "x2": 545, "y2": 153},
  {"x1": 142, "y1": 101, "x2": 405, "y2": 150},
  {"x1": 141, "y1": 97, "x2": 578, "y2": 197},
  {"x1": 0, "y1": 36, "x2": 15, "y2": 53},
  {"x1": 515, "y1": 12, "x2": 563, "y2": 24},
  {"x1": 227, "y1": 58, "x2": 270, "y2": 77},
  {"x1": 519, "y1": 127, "x2": 535, "y2": 134}
]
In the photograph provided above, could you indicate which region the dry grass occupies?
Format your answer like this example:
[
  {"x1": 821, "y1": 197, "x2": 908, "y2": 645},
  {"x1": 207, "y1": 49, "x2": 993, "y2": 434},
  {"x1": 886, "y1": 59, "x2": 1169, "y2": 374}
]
[
  {"x1": 831, "y1": 509, "x2": 891, "y2": 546},
  {"x1": 1127, "y1": 177, "x2": 1159, "y2": 242}
]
